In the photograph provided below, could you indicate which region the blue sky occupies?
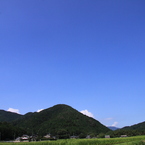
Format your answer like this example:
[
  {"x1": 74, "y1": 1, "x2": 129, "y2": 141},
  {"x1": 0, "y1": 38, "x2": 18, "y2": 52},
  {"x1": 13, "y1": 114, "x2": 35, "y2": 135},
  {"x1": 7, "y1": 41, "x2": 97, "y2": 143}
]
[{"x1": 0, "y1": 0, "x2": 145, "y2": 128}]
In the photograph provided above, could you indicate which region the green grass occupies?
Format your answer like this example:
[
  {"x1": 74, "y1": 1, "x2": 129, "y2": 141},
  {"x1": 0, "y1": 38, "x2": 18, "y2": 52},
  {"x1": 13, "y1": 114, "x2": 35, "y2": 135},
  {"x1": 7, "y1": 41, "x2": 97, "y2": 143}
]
[
  {"x1": 115, "y1": 141, "x2": 145, "y2": 145},
  {"x1": 0, "y1": 136, "x2": 145, "y2": 145}
]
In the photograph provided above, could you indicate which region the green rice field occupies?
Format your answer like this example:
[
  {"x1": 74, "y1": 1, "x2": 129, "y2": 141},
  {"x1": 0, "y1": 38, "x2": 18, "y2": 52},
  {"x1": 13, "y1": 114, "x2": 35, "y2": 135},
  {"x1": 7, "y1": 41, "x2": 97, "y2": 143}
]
[{"x1": 1, "y1": 136, "x2": 145, "y2": 145}]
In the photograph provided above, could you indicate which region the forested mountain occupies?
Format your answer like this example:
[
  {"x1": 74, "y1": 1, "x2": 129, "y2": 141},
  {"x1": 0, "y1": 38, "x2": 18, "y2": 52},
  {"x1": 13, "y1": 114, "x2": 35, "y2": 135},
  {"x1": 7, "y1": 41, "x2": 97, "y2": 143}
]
[
  {"x1": 12, "y1": 104, "x2": 110, "y2": 137},
  {"x1": 1, "y1": 104, "x2": 145, "y2": 140},
  {"x1": 0, "y1": 110, "x2": 22, "y2": 122},
  {"x1": 121, "y1": 121, "x2": 145, "y2": 130}
]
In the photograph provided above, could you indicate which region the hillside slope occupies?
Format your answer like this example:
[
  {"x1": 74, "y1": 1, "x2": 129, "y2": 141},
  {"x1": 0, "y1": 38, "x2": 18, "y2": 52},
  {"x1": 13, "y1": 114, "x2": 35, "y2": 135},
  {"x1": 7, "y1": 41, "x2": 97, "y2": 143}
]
[
  {"x1": 0, "y1": 110, "x2": 22, "y2": 122},
  {"x1": 13, "y1": 104, "x2": 110, "y2": 136},
  {"x1": 122, "y1": 121, "x2": 145, "y2": 130}
]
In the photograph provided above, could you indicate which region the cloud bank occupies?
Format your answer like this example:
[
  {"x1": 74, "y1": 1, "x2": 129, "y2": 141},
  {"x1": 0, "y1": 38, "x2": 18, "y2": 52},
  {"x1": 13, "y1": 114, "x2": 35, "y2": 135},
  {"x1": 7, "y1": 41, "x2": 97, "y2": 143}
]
[
  {"x1": 80, "y1": 110, "x2": 94, "y2": 118},
  {"x1": 7, "y1": 108, "x2": 20, "y2": 114}
]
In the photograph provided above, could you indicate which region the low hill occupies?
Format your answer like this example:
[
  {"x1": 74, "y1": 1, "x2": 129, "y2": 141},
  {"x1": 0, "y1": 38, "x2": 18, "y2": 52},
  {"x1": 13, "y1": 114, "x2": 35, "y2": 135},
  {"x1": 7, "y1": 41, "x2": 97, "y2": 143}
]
[
  {"x1": 121, "y1": 121, "x2": 145, "y2": 130},
  {"x1": 12, "y1": 104, "x2": 110, "y2": 137},
  {"x1": 0, "y1": 110, "x2": 22, "y2": 122},
  {"x1": 108, "y1": 126, "x2": 119, "y2": 131}
]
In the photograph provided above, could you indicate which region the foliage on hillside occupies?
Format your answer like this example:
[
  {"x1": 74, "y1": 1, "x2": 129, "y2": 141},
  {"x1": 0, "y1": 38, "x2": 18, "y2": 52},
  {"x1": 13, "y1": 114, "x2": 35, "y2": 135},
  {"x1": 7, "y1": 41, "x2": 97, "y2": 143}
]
[
  {"x1": 1, "y1": 104, "x2": 145, "y2": 140},
  {"x1": 12, "y1": 104, "x2": 110, "y2": 138},
  {"x1": 106, "y1": 129, "x2": 145, "y2": 138},
  {"x1": 0, "y1": 110, "x2": 21, "y2": 122},
  {"x1": 122, "y1": 121, "x2": 145, "y2": 131},
  {"x1": 0, "y1": 122, "x2": 26, "y2": 140}
]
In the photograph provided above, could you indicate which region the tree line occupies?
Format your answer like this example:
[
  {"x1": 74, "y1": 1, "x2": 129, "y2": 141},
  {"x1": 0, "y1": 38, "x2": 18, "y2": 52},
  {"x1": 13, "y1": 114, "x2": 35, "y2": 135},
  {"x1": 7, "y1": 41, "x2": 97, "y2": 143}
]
[
  {"x1": 1, "y1": 121, "x2": 145, "y2": 140},
  {"x1": 0, "y1": 122, "x2": 26, "y2": 140}
]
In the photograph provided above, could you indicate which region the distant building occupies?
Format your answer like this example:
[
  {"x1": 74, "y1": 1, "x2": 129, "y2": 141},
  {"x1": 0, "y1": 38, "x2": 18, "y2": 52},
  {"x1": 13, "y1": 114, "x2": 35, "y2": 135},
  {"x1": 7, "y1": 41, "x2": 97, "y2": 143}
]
[
  {"x1": 44, "y1": 134, "x2": 51, "y2": 138},
  {"x1": 120, "y1": 135, "x2": 127, "y2": 138},
  {"x1": 20, "y1": 135, "x2": 29, "y2": 142},
  {"x1": 44, "y1": 134, "x2": 56, "y2": 140},
  {"x1": 70, "y1": 135, "x2": 78, "y2": 139},
  {"x1": 86, "y1": 135, "x2": 91, "y2": 139},
  {"x1": 105, "y1": 135, "x2": 110, "y2": 138}
]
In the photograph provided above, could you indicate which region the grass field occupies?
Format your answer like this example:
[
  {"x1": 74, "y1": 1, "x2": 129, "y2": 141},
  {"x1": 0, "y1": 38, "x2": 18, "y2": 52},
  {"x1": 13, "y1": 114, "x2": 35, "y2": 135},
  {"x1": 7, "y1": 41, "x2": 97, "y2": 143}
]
[{"x1": 0, "y1": 136, "x2": 145, "y2": 145}]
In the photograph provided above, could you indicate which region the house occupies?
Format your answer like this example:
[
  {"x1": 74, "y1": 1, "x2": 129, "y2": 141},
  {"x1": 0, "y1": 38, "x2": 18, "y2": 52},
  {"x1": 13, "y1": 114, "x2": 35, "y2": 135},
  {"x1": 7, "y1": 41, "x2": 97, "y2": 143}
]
[
  {"x1": 120, "y1": 135, "x2": 127, "y2": 138},
  {"x1": 43, "y1": 134, "x2": 56, "y2": 140},
  {"x1": 86, "y1": 135, "x2": 91, "y2": 139},
  {"x1": 21, "y1": 135, "x2": 29, "y2": 142},
  {"x1": 70, "y1": 135, "x2": 78, "y2": 139},
  {"x1": 105, "y1": 135, "x2": 110, "y2": 138},
  {"x1": 44, "y1": 134, "x2": 51, "y2": 138}
]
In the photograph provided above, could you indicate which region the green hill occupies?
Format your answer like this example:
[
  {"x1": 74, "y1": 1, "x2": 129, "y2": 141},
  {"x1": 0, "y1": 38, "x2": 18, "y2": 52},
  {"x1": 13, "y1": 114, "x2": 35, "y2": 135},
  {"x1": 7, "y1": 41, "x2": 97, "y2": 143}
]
[
  {"x1": 12, "y1": 104, "x2": 110, "y2": 137},
  {"x1": 122, "y1": 121, "x2": 145, "y2": 131},
  {"x1": 0, "y1": 110, "x2": 22, "y2": 122}
]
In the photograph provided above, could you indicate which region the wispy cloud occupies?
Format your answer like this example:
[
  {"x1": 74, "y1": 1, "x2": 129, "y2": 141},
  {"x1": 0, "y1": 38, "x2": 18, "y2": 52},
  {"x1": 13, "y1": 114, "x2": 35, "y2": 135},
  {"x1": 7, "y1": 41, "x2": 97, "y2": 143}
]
[
  {"x1": 111, "y1": 122, "x2": 118, "y2": 127},
  {"x1": 7, "y1": 108, "x2": 20, "y2": 114},
  {"x1": 37, "y1": 109, "x2": 44, "y2": 112},
  {"x1": 80, "y1": 110, "x2": 94, "y2": 118},
  {"x1": 105, "y1": 118, "x2": 113, "y2": 121},
  {"x1": 103, "y1": 118, "x2": 119, "y2": 127}
]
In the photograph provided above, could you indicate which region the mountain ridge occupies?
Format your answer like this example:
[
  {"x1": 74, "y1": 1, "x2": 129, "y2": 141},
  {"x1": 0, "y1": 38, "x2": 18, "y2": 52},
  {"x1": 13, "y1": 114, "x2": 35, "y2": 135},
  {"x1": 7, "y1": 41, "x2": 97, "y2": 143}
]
[
  {"x1": 121, "y1": 121, "x2": 145, "y2": 131},
  {"x1": 108, "y1": 126, "x2": 120, "y2": 131},
  {"x1": 11, "y1": 104, "x2": 110, "y2": 137},
  {"x1": 1, "y1": 104, "x2": 145, "y2": 138},
  {"x1": 0, "y1": 109, "x2": 22, "y2": 122}
]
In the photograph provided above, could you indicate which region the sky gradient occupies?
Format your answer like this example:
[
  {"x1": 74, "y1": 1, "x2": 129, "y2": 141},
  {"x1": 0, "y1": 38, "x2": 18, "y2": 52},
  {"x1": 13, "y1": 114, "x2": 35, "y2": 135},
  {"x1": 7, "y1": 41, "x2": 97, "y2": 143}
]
[{"x1": 1, "y1": 0, "x2": 145, "y2": 128}]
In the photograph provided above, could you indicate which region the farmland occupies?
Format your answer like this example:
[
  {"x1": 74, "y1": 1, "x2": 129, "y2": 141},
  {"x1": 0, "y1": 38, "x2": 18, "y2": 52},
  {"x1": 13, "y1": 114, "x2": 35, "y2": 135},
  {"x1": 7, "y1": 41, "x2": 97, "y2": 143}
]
[{"x1": 1, "y1": 135, "x2": 145, "y2": 145}]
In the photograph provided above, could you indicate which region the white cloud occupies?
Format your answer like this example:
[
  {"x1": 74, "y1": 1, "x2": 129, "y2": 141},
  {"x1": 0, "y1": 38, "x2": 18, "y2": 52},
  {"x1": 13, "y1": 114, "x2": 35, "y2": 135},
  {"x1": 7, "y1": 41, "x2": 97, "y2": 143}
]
[
  {"x1": 7, "y1": 108, "x2": 20, "y2": 114},
  {"x1": 111, "y1": 122, "x2": 118, "y2": 127},
  {"x1": 37, "y1": 109, "x2": 44, "y2": 112},
  {"x1": 105, "y1": 118, "x2": 113, "y2": 121},
  {"x1": 80, "y1": 110, "x2": 94, "y2": 118}
]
